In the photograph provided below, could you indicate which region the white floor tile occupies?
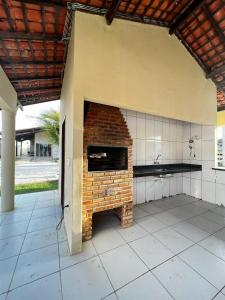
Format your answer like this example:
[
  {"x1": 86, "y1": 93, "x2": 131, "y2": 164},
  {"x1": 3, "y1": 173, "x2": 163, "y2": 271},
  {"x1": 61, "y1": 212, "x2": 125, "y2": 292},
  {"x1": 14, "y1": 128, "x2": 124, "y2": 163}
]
[
  {"x1": 2, "y1": 212, "x2": 32, "y2": 225},
  {"x1": 59, "y1": 240, "x2": 96, "y2": 269},
  {"x1": 7, "y1": 273, "x2": 62, "y2": 300},
  {"x1": 32, "y1": 207, "x2": 56, "y2": 219},
  {"x1": 212, "y1": 207, "x2": 225, "y2": 217},
  {"x1": 61, "y1": 256, "x2": 113, "y2": 300},
  {"x1": 136, "y1": 216, "x2": 166, "y2": 233},
  {"x1": 0, "y1": 236, "x2": 24, "y2": 260},
  {"x1": 199, "y1": 236, "x2": 225, "y2": 261},
  {"x1": 153, "y1": 256, "x2": 217, "y2": 300},
  {"x1": 214, "y1": 293, "x2": 225, "y2": 300},
  {"x1": 0, "y1": 257, "x2": 17, "y2": 294},
  {"x1": 35, "y1": 200, "x2": 55, "y2": 209},
  {"x1": 172, "y1": 221, "x2": 210, "y2": 242},
  {"x1": 139, "y1": 203, "x2": 162, "y2": 215},
  {"x1": 187, "y1": 215, "x2": 223, "y2": 234},
  {"x1": 92, "y1": 227, "x2": 125, "y2": 254},
  {"x1": 100, "y1": 244, "x2": 148, "y2": 290},
  {"x1": 117, "y1": 224, "x2": 147, "y2": 243},
  {"x1": 179, "y1": 244, "x2": 225, "y2": 289},
  {"x1": 193, "y1": 200, "x2": 217, "y2": 210},
  {"x1": 0, "y1": 222, "x2": 28, "y2": 240},
  {"x1": 21, "y1": 228, "x2": 57, "y2": 253},
  {"x1": 57, "y1": 224, "x2": 67, "y2": 242},
  {"x1": 201, "y1": 211, "x2": 225, "y2": 226},
  {"x1": 27, "y1": 216, "x2": 56, "y2": 233},
  {"x1": 11, "y1": 244, "x2": 59, "y2": 289},
  {"x1": 153, "y1": 228, "x2": 193, "y2": 254},
  {"x1": 154, "y1": 211, "x2": 182, "y2": 226},
  {"x1": 214, "y1": 228, "x2": 225, "y2": 242},
  {"x1": 133, "y1": 207, "x2": 149, "y2": 220},
  {"x1": 129, "y1": 235, "x2": 174, "y2": 269},
  {"x1": 0, "y1": 293, "x2": 6, "y2": 300},
  {"x1": 116, "y1": 272, "x2": 172, "y2": 300},
  {"x1": 104, "y1": 293, "x2": 118, "y2": 300}
]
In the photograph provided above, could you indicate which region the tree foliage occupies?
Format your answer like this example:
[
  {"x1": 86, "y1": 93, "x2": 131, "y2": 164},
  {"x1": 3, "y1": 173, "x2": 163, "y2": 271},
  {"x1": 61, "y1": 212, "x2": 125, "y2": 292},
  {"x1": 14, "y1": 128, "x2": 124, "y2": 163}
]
[{"x1": 40, "y1": 110, "x2": 60, "y2": 145}]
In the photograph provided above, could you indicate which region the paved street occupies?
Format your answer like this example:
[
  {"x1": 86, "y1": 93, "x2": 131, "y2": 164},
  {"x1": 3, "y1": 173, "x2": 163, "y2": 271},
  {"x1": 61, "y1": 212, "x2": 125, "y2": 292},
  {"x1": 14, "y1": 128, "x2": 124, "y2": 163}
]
[{"x1": 0, "y1": 160, "x2": 59, "y2": 185}]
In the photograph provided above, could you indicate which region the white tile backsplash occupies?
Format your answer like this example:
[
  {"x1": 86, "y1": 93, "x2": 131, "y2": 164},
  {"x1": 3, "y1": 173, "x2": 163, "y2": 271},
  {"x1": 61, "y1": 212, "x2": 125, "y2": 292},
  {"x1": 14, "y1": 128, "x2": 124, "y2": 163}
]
[
  {"x1": 137, "y1": 118, "x2": 146, "y2": 139},
  {"x1": 122, "y1": 109, "x2": 184, "y2": 166},
  {"x1": 121, "y1": 109, "x2": 222, "y2": 206}
]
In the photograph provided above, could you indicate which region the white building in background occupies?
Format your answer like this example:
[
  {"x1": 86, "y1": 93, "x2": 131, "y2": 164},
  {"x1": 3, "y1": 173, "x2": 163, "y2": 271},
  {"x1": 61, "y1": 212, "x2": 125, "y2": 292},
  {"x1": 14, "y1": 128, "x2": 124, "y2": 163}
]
[{"x1": 15, "y1": 127, "x2": 59, "y2": 160}]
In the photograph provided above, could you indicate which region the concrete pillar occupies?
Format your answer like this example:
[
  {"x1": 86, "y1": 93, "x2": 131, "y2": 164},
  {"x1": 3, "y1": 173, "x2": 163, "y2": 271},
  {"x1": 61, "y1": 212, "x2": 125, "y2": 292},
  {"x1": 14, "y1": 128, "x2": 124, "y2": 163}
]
[{"x1": 0, "y1": 110, "x2": 15, "y2": 212}]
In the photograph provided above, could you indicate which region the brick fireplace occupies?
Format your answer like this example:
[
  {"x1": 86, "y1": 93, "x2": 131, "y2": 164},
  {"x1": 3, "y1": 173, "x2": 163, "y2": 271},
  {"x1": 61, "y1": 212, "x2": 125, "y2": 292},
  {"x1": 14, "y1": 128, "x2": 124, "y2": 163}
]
[{"x1": 83, "y1": 102, "x2": 133, "y2": 241}]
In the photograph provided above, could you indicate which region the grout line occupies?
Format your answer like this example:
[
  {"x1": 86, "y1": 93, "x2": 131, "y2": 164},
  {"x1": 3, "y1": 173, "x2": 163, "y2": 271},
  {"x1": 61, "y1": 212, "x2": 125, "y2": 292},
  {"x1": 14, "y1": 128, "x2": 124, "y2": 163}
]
[
  {"x1": 1, "y1": 193, "x2": 224, "y2": 299},
  {"x1": 56, "y1": 208, "x2": 64, "y2": 300},
  {"x1": 6, "y1": 195, "x2": 38, "y2": 298},
  {"x1": 92, "y1": 239, "x2": 116, "y2": 296},
  {"x1": 118, "y1": 228, "x2": 176, "y2": 299}
]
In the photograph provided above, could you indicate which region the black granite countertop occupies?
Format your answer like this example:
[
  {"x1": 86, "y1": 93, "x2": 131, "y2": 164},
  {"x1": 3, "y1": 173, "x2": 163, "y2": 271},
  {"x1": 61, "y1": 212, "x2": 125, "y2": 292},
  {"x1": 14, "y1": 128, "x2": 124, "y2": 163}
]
[
  {"x1": 212, "y1": 167, "x2": 225, "y2": 171},
  {"x1": 133, "y1": 163, "x2": 202, "y2": 178}
]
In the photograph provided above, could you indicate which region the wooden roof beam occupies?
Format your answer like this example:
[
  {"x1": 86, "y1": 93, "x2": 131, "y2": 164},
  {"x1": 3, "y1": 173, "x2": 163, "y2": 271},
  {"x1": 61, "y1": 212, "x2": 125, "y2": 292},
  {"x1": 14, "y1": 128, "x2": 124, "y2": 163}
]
[
  {"x1": 169, "y1": 0, "x2": 205, "y2": 35},
  {"x1": 1, "y1": 61, "x2": 63, "y2": 66},
  {"x1": 18, "y1": 0, "x2": 65, "y2": 8},
  {"x1": 16, "y1": 85, "x2": 62, "y2": 93},
  {"x1": 207, "y1": 64, "x2": 225, "y2": 79},
  {"x1": 11, "y1": 76, "x2": 61, "y2": 82},
  {"x1": 0, "y1": 32, "x2": 62, "y2": 41},
  {"x1": 203, "y1": 5, "x2": 225, "y2": 45},
  {"x1": 106, "y1": 0, "x2": 122, "y2": 25}
]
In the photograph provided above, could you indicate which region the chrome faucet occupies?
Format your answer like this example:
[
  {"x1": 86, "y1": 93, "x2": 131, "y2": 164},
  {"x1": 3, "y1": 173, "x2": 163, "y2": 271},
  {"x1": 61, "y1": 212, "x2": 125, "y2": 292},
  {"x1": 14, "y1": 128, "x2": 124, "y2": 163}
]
[{"x1": 154, "y1": 154, "x2": 161, "y2": 165}]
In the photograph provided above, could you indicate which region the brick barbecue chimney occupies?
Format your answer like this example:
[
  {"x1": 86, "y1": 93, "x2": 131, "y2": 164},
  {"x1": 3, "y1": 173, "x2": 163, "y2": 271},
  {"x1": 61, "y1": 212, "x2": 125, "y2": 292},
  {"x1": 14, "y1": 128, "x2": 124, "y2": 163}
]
[{"x1": 83, "y1": 102, "x2": 133, "y2": 241}]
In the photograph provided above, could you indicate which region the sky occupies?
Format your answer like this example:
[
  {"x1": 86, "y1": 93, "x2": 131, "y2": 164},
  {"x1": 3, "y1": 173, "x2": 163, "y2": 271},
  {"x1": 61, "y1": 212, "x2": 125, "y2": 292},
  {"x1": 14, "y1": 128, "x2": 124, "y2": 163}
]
[{"x1": 0, "y1": 100, "x2": 60, "y2": 131}]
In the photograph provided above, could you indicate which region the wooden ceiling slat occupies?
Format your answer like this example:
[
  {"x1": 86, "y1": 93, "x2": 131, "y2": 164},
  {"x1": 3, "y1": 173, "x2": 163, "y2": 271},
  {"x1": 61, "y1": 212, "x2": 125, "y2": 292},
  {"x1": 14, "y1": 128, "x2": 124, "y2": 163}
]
[
  {"x1": 131, "y1": 0, "x2": 143, "y2": 15},
  {"x1": 11, "y1": 76, "x2": 62, "y2": 82},
  {"x1": 164, "y1": 1, "x2": 188, "y2": 23},
  {"x1": 1, "y1": 61, "x2": 63, "y2": 65},
  {"x1": 203, "y1": 5, "x2": 225, "y2": 45},
  {"x1": 16, "y1": 85, "x2": 62, "y2": 93},
  {"x1": 169, "y1": 0, "x2": 205, "y2": 35},
  {"x1": 141, "y1": 0, "x2": 155, "y2": 18},
  {"x1": 148, "y1": 0, "x2": 164, "y2": 19},
  {"x1": 0, "y1": 32, "x2": 61, "y2": 41},
  {"x1": 18, "y1": 0, "x2": 65, "y2": 8}
]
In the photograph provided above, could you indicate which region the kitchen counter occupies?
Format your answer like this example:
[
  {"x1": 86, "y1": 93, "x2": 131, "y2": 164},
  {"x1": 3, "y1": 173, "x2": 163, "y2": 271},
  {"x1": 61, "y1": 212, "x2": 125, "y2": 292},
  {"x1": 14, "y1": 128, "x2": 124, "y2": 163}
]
[
  {"x1": 212, "y1": 167, "x2": 225, "y2": 171},
  {"x1": 133, "y1": 163, "x2": 202, "y2": 178}
]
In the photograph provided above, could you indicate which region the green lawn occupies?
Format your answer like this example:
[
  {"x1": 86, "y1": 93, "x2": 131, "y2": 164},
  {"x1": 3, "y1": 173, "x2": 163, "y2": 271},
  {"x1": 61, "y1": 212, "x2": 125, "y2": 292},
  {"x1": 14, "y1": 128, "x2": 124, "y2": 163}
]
[{"x1": 13, "y1": 180, "x2": 58, "y2": 195}]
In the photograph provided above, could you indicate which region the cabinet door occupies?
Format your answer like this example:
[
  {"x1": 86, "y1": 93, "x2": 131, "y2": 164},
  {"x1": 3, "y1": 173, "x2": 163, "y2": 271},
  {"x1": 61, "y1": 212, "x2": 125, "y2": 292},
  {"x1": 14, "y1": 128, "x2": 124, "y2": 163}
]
[
  {"x1": 146, "y1": 179, "x2": 155, "y2": 201},
  {"x1": 136, "y1": 179, "x2": 146, "y2": 204},
  {"x1": 162, "y1": 178, "x2": 170, "y2": 198},
  {"x1": 154, "y1": 179, "x2": 163, "y2": 200}
]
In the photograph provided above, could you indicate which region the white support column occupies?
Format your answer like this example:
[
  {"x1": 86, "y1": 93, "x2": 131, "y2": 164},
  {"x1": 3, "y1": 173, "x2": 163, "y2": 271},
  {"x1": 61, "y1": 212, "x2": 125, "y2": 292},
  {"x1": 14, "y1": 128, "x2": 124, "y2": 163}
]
[{"x1": 1, "y1": 110, "x2": 15, "y2": 212}]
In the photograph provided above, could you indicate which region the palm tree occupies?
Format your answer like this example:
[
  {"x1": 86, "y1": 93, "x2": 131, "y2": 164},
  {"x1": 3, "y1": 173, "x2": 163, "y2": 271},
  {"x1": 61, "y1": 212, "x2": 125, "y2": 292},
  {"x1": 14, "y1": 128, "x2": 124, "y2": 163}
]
[{"x1": 40, "y1": 110, "x2": 60, "y2": 145}]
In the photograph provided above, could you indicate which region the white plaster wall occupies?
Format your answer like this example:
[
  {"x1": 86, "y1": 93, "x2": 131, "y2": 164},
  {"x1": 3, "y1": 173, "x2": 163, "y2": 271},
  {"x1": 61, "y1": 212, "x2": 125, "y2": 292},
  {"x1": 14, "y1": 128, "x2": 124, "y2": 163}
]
[{"x1": 35, "y1": 131, "x2": 50, "y2": 145}]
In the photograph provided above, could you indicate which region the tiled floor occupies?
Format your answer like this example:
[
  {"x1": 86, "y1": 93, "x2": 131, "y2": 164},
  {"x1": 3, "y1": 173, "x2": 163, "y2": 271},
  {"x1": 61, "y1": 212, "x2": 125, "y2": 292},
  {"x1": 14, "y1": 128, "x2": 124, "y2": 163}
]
[{"x1": 1, "y1": 192, "x2": 225, "y2": 299}]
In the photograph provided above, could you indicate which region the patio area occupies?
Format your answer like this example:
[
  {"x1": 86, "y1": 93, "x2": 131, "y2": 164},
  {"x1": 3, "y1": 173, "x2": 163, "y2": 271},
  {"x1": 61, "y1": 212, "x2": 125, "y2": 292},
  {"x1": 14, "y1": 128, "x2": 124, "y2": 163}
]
[{"x1": 1, "y1": 192, "x2": 225, "y2": 300}]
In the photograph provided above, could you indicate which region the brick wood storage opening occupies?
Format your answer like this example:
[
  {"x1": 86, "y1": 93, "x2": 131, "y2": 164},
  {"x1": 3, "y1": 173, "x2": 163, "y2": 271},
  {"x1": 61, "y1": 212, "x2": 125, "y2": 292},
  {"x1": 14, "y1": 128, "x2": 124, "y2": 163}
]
[{"x1": 83, "y1": 102, "x2": 133, "y2": 241}]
